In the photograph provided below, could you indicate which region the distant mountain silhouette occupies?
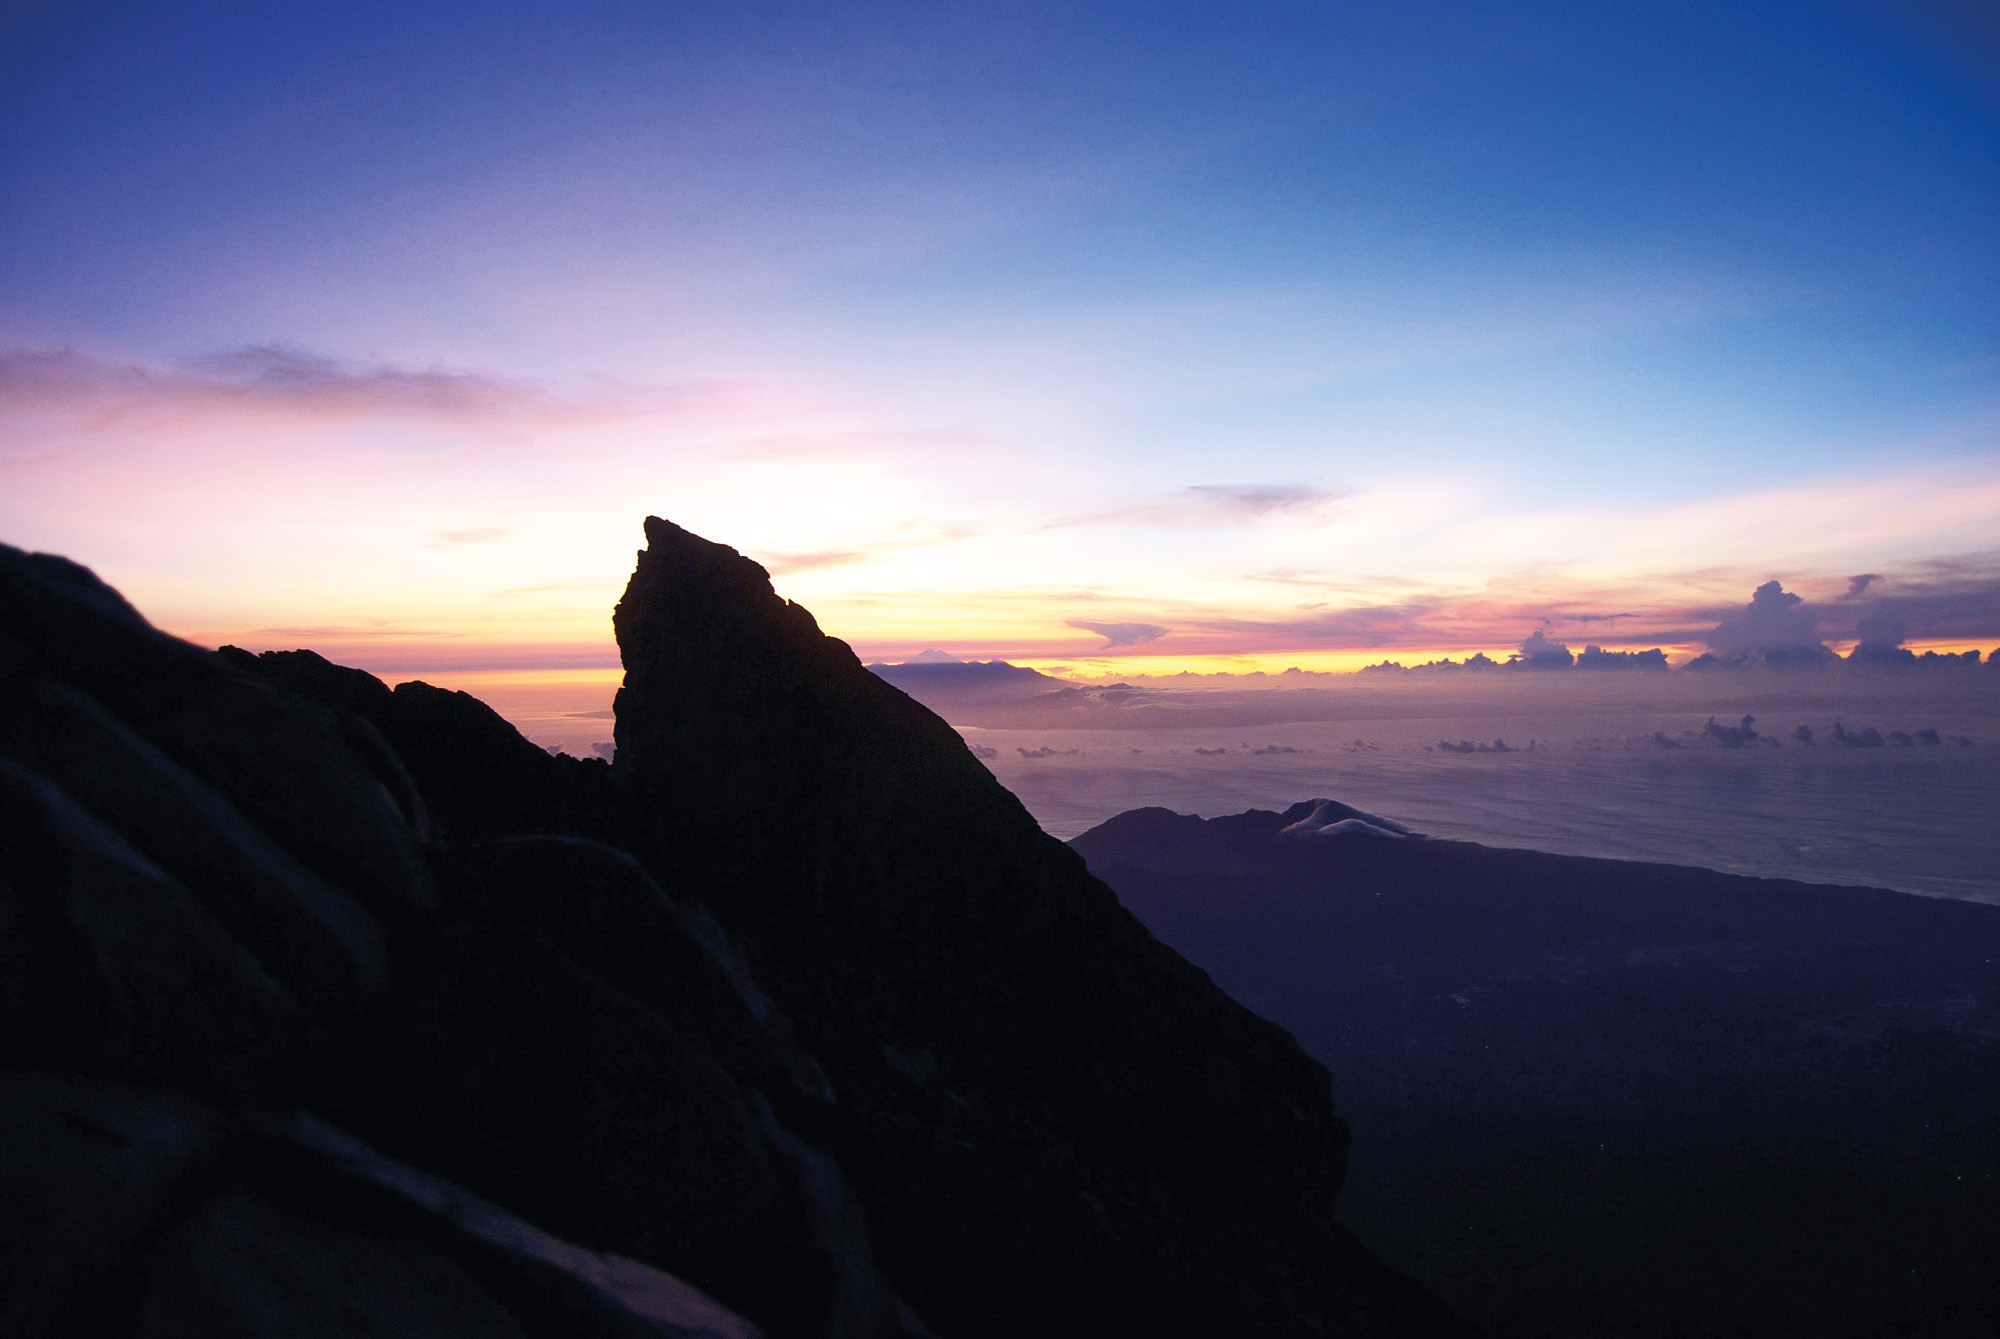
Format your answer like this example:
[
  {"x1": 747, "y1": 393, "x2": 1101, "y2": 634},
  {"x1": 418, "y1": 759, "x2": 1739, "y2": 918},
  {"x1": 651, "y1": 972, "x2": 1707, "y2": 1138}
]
[
  {"x1": 0, "y1": 526, "x2": 1458, "y2": 1338},
  {"x1": 864, "y1": 656, "x2": 1062, "y2": 704},
  {"x1": 1073, "y1": 803, "x2": 2000, "y2": 1339}
]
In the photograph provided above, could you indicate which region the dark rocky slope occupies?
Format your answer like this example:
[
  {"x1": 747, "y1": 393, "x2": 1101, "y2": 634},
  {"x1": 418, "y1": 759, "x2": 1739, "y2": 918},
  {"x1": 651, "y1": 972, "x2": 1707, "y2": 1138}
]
[
  {"x1": 0, "y1": 524, "x2": 1455, "y2": 1337},
  {"x1": 604, "y1": 518, "x2": 1453, "y2": 1337},
  {"x1": 1073, "y1": 803, "x2": 2000, "y2": 1338}
]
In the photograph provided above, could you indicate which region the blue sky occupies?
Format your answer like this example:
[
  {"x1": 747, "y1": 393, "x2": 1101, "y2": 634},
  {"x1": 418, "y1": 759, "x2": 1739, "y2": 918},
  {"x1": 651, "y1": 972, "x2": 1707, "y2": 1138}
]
[{"x1": 2, "y1": 0, "x2": 1996, "y2": 668}]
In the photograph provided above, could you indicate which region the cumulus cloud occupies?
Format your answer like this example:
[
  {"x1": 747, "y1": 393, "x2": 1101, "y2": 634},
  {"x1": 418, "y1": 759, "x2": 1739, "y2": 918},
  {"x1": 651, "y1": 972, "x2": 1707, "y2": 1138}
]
[
  {"x1": 1025, "y1": 558, "x2": 2000, "y2": 664},
  {"x1": 1705, "y1": 580, "x2": 1823, "y2": 655},
  {"x1": 1842, "y1": 573, "x2": 1880, "y2": 600},
  {"x1": 1853, "y1": 605, "x2": 1910, "y2": 651},
  {"x1": 1833, "y1": 558, "x2": 2000, "y2": 643},
  {"x1": 1069, "y1": 620, "x2": 1169, "y2": 648},
  {"x1": 1515, "y1": 627, "x2": 1574, "y2": 668}
]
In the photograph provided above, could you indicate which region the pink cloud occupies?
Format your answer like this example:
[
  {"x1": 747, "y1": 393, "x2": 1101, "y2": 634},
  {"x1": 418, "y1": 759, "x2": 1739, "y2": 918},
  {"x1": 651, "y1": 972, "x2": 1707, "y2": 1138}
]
[{"x1": 0, "y1": 346, "x2": 740, "y2": 430}]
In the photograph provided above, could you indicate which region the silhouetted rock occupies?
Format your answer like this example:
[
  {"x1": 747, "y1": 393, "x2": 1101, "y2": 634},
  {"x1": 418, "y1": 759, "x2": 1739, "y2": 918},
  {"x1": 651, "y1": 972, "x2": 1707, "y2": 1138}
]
[
  {"x1": 12, "y1": 681, "x2": 387, "y2": 1013},
  {"x1": 266, "y1": 1111, "x2": 764, "y2": 1339},
  {"x1": 0, "y1": 528, "x2": 1454, "y2": 1338},
  {"x1": 0, "y1": 759, "x2": 294, "y2": 1105},
  {"x1": 0, "y1": 1073, "x2": 224, "y2": 1338},
  {"x1": 0, "y1": 538, "x2": 861, "y2": 1338},
  {"x1": 137, "y1": 1188, "x2": 530, "y2": 1339},
  {"x1": 608, "y1": 517, "x2": 1454, "y2": 1338},
  {"x1": 0, "y1": 1070, "x2": 764, "y2": 1339},
  {"x1": 234, "y1": 647, "x2": 609, "y2": 843}
]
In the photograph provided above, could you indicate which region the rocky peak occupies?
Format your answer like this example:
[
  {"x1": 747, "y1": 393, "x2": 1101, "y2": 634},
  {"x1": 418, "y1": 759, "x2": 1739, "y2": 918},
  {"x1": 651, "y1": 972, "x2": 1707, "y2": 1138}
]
[
  {"x1": 605, "y1": 518, "x2": 1457, "y2": 1337},
  {"x1": 2, "y1": 525, "x2": 1458, "y2": 1338}
]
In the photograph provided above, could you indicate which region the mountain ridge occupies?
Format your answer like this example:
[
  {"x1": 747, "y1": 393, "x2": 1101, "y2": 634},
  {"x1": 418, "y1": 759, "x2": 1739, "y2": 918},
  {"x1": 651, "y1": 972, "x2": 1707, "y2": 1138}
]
[
  {"x1": 0, "y1": 521, "x2": 1458, "y2": 1338},
  {"x1": 1071, "y1": 801, "x2": 2000, "y2": 1337}
]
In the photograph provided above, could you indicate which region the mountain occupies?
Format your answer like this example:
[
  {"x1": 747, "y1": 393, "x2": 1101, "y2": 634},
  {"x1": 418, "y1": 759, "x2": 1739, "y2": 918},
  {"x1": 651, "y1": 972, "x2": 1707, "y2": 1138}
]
[
  {"x1": 0, "y1": 524, "x2": 1457, "y2": 1338},
  {"x1": 1072, "y1": 802, "x2": 2000, "y2": 1338},
  {"x1": 605, "y1": 518, "x2": 1453, "y2": 1336},
  {"x1": 863, "y1": 657, "x2": 1062, "y2": 706}
]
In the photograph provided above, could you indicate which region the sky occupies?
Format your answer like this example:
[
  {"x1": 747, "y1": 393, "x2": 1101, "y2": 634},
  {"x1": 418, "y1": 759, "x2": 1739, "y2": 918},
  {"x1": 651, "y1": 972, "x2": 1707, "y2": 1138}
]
[{"x1": 2, "y1": 0, "x2": 1997, "y2": 674}]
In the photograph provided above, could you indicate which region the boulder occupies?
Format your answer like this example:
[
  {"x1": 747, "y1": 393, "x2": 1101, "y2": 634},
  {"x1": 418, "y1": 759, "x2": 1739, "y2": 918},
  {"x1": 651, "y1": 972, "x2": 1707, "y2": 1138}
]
[
  {"x1": 8, "y1": 681, "x2": 387, "y2": 1013},
  {"x1": 137, "y1": 1188, "x2": 529, "y2": 1339},
  {"x1": 0, "y1": 1072, "x2": 223, "y2": 1339},
  {"x1": 0, "y1": 544, "x2": 431, "y2": 919},
  {"x1": 270, "y1": 1112, "x2": 765, "y2": 1339},
  {"x1": 465, "y1": 837, "x2": 835, "y2": 1120},
  {"x1": 354, "y1": 909, "x2": 836, "y2": 1335},
  {"x1": 134, "y1": 671, "x2": 434, "y2": 917},
  {"x1": 0, "y1": 1071, "x2": 767, "y2": 1339},
  {"x1": 0, "y1": 760, "x2": 293, "y2": 1104}
]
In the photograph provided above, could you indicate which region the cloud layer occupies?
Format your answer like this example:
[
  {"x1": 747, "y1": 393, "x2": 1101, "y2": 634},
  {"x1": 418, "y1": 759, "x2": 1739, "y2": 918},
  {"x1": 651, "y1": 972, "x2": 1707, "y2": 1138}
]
[
  {"x1": 1068, "y1": 620, "x2": 1170, "y2": 648},
  {"x1": 0, "y1": 347, "x2": 726, "y2": 430},
  {"x1": 4, "y1": 340, "x2": 1997, "y2": 672}
]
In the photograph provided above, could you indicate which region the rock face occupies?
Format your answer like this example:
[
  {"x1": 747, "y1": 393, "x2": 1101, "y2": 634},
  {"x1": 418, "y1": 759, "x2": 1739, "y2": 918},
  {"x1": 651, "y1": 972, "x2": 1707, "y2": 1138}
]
[
  {"x1": 0, "y1": 543, "x2": 828, "y2": 1337},
  {"x1": 0, "y1": 527, "x2": 1456, "y2": 1337},
  {"x1": 609, "y1": 518, "x2": 1451, "y2": 1336}
]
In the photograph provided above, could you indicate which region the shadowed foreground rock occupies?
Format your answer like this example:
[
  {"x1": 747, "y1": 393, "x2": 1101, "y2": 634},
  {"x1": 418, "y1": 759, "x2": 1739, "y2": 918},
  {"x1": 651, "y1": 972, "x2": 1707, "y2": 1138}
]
[
  {"x1": 0, "y1": 527, "x2": 1455, "y2": 1338},
  {"x1": 607, "y1": 517, "x2": 1452, "y2": 1336}
]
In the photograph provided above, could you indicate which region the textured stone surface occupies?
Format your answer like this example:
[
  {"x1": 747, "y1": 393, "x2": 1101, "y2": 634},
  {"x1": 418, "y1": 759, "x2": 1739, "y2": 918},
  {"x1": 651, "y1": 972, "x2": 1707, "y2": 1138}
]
[
  {"x1": 0, "y1": 760, "x2": 294, "y2": 1103},
  {"x1": 0, "y1": 530, "x2": 1454, "y2": 1338},
  {"x1": 137, "y1": 1189, "x2": 529, "y2": 1339},
  {"x1": 11, "y1": 681, "x2": 387, "y2": 1012},
  {"x1": 0, "y1": 540, "x2": 785, "y2": 1338},
  {"x1": 0, "y1": 1073, "x2": 222, "y2": 1339},
  {"x1": 274, "y1": 1112, "x2": 767, "y2": 1339},
  {"x1": 608, "y1": 517, "x2": 1454, "y2": 1338}
]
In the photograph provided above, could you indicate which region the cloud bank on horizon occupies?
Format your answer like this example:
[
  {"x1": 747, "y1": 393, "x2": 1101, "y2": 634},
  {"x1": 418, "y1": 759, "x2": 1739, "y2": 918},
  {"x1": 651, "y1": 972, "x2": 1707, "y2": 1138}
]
[{"x1": 1, "y1": 0, "x2": 1995, "y2": 672}]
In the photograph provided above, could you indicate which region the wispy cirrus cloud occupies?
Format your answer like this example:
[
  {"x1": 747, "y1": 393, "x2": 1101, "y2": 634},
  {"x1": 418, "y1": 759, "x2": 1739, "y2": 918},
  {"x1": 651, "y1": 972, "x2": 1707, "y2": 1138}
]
[
  {"x1": 758, "y1": 549, "x2": 872, "y2": 575},
  {"x1": 1178, "y1": 599, "x2": 1455, "y2": 649},
  {"x1": 1183, "y1": 483, "x2": 1346, "y2": 516},
  {"x1": 1068, "y1": 619, "x2": 1170, "y2": 648},
  {"x1": 1039, "y1": 482, "x2": 1353, "y2": 532},
  {"x1": 0, "y1": 346, "x2": 736, "y2": 430},
  {"x1": 424, "y1": 528, "x2": 507, "y2": 547},
  {"x1": 486, "y1": 580, "x2": 618, "y2": 598},
  {"x1": 751, "y1": 523, "x2": 980, "y2": 577},
  {"x1": 248, "y1": 623, "x2": 465, "y2": 641}
]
